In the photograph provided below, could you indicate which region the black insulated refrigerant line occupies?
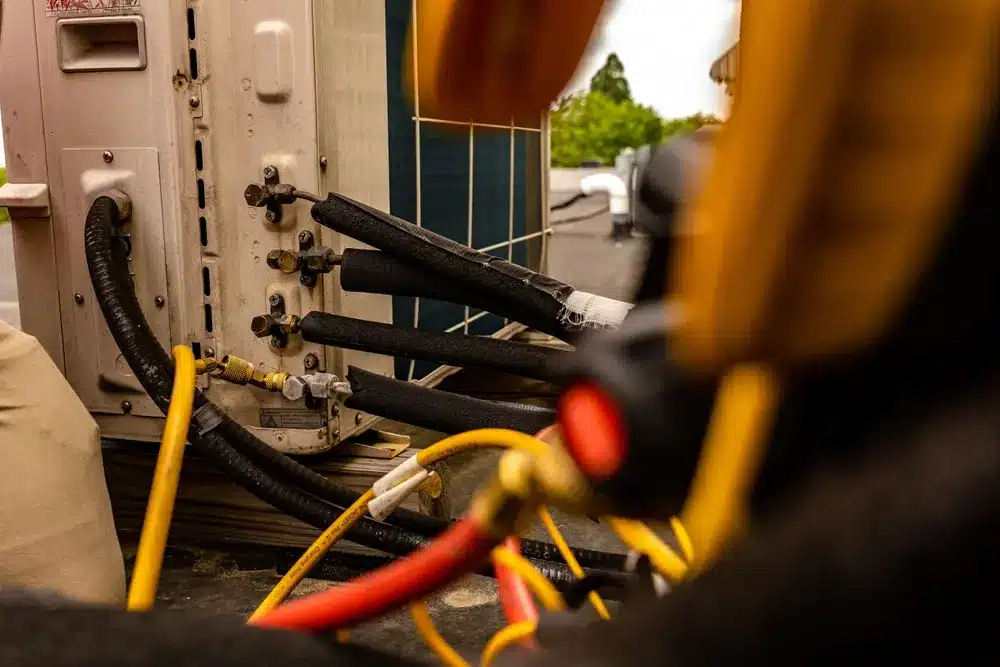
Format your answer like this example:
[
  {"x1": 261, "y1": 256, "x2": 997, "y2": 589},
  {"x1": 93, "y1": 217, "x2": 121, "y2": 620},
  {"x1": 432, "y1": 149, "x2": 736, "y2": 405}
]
[
  {"x1": 311, "y1": 194, "x2": 581, "y2": 342},
  {"x1": 345, "y1": 367, "x2": 556, "y2": 435},
  {"x1": 299, "y1": 311, "x2": 567, "y2": 383},
  {"x1": 339, "y1": 248, "x2": 541, "y2": 325},
  {"x1": 84, "y1": 196, "x2": 626, "y2": 574}
]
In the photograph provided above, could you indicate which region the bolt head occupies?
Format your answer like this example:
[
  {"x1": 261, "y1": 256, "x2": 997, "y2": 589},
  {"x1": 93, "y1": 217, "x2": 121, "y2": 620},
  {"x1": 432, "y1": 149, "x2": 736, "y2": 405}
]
[
  {"x1": 266, "y1": 249, "x2": 282, "y2": 269},
  {"x1": 244, "y1": 183, "x2": 267, "y2": 207},
  {"x1": 102, "y1": 150, "x2": 114, "y2": 163},
  {"x1": 154, "y1": 295, "x2": 166, "y2": 308},
  {"x1": 188, "y1": 95, "x2": 201, "y2": 108},
  {"x1": 74, "y1": 293, "x2": 84, "y2": 304},
  {"x1": 268, "y1": 294, "x2": 281, "y2": 306},
  {"x1": 354, "y1": 413, "x2": 363, "y2": 425},
  {"x1": 319, "y1": 155, "x2": 328, "y2": 169},
  {"x1": 262, "y1": 165, "x2": 278, "y2": 179},
  {"x1": 121, "y1": 400, "x2": 132, "y2": 414},
  {"x1": 303, "y1": 353, "x2": 318, "y2": 370},
  {"x1": 264, "y1": 210, "x2": 278, "y2": 223}
]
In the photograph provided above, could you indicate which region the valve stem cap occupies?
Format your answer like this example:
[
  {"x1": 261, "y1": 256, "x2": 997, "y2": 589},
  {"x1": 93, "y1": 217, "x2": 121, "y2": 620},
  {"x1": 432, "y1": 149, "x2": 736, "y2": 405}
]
[
  {"x1": 251, "y1": 314, "x2": 276, "y2": 337},
  {"x1": 276, "y1": 250, "x2": 300, "y2": 274},
  {"x1": 244, "y1": 183, "x2": 268, "y2": 207}
]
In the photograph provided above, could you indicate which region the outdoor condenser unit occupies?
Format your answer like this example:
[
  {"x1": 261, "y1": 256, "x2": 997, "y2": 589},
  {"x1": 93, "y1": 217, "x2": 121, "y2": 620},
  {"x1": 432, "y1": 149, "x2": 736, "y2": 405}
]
[{"x1": 0, "y1": 0, "x2": 549, "y2": 453}]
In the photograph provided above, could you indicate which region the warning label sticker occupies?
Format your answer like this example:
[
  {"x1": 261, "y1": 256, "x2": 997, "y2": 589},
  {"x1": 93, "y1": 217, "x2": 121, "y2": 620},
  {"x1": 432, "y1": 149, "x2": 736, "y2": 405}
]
[
  {"x1": 45, "y1": 0, "x2": 140, "y2": 17},
  {"x1": 259, "y1": 408, "x2": 326, "y2": 430}
]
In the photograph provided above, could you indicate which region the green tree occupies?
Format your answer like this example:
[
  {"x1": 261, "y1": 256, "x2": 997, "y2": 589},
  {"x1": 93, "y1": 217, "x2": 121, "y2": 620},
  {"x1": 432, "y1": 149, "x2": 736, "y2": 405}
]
[
  {"x1": 589, "y1": 53, "x2": 631, "y2": 104},
  {"x1": 550, "y1": 91, "x2": 664, "y2": 167},
  {"x1": 662, "y1": 112, "x2": 721, "y2": 140}
]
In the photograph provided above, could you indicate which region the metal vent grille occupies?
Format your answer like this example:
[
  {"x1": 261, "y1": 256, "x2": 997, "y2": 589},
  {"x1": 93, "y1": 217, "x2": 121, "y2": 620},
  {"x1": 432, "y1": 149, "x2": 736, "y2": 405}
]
[{"x1": 385, "y1": 0, "x2": 550, "y2": 379}]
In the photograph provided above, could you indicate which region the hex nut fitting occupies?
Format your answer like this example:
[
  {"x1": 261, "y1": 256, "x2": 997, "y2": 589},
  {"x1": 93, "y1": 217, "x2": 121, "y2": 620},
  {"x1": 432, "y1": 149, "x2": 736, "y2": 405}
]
[{"x1": 282, "y1": 375, "x2": 307, "y2": 401}]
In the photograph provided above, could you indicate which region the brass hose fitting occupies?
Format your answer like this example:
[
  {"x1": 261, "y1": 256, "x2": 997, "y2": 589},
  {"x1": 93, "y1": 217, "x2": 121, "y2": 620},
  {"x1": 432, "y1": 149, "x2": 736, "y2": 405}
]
[
  {"x1": 207, "y1": 354, "x2": 290, "y2": 392},
  {"x1": 217, "y1": 355, "x2": 254, "y2": 385}
]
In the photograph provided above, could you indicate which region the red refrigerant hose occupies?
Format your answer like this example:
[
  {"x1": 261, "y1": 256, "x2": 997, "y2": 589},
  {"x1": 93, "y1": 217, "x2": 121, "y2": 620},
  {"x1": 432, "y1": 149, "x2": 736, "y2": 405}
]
[
  {"x1": 495, "y1": 536, "x2": 540, "y2": 625},
  {"x1": 251, "y1": 518, "x2": 498, "y2": 632}
]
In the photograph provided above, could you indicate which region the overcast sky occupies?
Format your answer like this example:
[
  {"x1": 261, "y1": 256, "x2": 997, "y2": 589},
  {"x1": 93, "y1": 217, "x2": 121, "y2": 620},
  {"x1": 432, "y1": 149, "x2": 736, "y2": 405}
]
[{"x1": 565, "y1": 0, "x2": 740, "y2": 118}]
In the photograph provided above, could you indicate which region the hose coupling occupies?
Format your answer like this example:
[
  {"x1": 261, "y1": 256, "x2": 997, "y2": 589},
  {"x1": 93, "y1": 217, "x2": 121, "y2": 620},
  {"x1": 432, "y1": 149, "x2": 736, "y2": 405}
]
[
  {"x1": 194, "y1": 357, "x2": 219, "y2": 375},
  {"x1": 282, "y1": 372, "x2": 352, "y2": 401},
  {"x1": 204, "y1": 354, "x2": 290, "y2": 392}
]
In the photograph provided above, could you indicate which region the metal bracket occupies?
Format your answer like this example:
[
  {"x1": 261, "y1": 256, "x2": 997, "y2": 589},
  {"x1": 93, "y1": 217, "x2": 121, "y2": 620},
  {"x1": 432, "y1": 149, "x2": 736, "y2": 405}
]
[
  {"x1": 297, "y1": 230, "x2": 316, "y2": 287},
  {"x1": 268, "y1": 292, "x2": 287, "y2": 348},
  {"x1": 262, "y1": 164, "x2": 282, "y2": 224}
]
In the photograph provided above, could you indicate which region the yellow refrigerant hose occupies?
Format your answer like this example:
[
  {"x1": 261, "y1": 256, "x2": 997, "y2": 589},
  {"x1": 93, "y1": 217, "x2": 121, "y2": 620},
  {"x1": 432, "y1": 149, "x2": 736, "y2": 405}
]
[
  {"x1": 250, "y1": 429, "x2": 551, "y2": 619},
  {"x1": 126, "y1": 345, "x2": 197, "y2": 611}
]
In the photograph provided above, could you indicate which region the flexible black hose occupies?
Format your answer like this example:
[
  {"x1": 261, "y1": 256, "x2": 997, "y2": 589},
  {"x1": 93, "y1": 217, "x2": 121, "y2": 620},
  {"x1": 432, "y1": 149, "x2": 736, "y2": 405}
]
[
  {"x1": 345, "y1": 366, "x2": 556, "y2": 435},
  {"x1": 549, "y1": 192, "x2": 588, "y2": 211},
  {"x1": 312, "y1": 194, "x2": 579, "y2": 341},
  {"x1": 299, "y1": 311, "x2": 567, "y2": 383},
  {"x1": 84, "y1": 196, "x2": 627, "y2": 572},
  {"x1": 84, "y1": 196, "x2": 433, "y2": 554},
  {"x1": 339, "y1": 248, "x2": 534, "y2": 322}
]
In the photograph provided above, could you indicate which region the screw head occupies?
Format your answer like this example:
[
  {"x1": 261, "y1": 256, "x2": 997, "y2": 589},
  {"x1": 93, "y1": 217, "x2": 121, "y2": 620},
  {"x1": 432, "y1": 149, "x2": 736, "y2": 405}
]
[
  {"x1": 303, "y1": 353, "x2": 319, "y2": 370},
  {"x1": 355, "y1": 413, "x2": 363, "y2": 425},
  {"x1": 102, "y1": 150, "x2": 114, "y2": 163},
  {"x1": 74, "y1": 292, "x2": 84, "y2": 304},
  {"x1": 264, "y1": 210, "x2": 278, "y2": 223},
  {"x1": 319, "y1": 155, "x2": 328, "y2": 170},
  {"x1": 204, "y1": 347, "x2": 216, "y2": 358},
  {"x1": 121, "y1": 400, "x2": 132, "y2": 415},
  {"x1": 188, "y1": 94, "x2": 201, "y2": 108},
  {"x1": 298, "y1": 230, "x2": 313, "y2": 244},
  {"x1": 262, "y1": 165, "x2": 278, "y2": 180},
  {"x1": 268, "y1": 294, "x2": 281, "y2": 306},
  {"x1": 154, "y1": 295, "x2": 166, "y2": 308}
]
